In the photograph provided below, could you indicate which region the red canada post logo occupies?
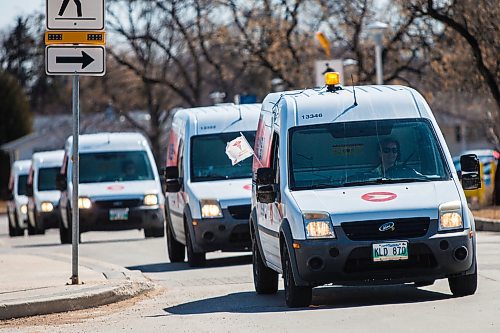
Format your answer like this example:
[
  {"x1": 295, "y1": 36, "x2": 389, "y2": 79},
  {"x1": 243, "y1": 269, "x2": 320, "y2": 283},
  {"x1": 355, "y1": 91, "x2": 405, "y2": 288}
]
[
  {"x1": 106, "y1": 185, "x2": 124, "y2": 191},
  {"x1": 361, "y1": 192, "x2": 397, "y2": 202}
]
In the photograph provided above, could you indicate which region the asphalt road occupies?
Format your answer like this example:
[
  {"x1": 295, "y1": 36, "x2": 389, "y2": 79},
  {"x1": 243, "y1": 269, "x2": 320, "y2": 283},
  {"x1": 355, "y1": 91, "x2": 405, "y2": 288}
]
[{"x1": 1, "y1": 214, "x2": 500, "y2": 332}]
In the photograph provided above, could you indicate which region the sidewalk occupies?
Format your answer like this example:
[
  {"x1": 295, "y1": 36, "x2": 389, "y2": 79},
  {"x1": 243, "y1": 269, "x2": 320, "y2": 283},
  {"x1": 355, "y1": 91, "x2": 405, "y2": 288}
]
[{"x1": 0, "y1": 253, "x2": 154, "y2": 320}]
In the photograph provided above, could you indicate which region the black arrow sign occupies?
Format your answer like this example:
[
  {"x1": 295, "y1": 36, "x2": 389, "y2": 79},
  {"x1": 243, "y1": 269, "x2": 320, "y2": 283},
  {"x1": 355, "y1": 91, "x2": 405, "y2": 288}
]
[{"x1": 56, "y1": 51, "x2": 94, "y2": 69}]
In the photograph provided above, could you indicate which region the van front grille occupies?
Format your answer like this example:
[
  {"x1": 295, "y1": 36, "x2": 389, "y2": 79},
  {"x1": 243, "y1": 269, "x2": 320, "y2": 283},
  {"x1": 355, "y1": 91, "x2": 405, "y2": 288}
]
[
  {"x1": 227, "y1": 205, "x2": 251, "y2": 220},
  {"x1": 94, "y1": 199, "x2": 143, "y2": 209},
  {"x1": 342, "y1": 218, "x2": 431, "y2": 241}
]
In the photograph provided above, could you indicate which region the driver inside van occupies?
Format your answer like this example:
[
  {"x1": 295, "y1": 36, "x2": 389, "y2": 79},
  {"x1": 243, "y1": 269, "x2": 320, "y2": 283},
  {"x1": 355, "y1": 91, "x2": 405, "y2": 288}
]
[
  {"x1": 373, "y1": 137, "x2": 420, "y2": 178},
  {"x1": 122, "y1": 160, "x2": 137, "y2": 180}
]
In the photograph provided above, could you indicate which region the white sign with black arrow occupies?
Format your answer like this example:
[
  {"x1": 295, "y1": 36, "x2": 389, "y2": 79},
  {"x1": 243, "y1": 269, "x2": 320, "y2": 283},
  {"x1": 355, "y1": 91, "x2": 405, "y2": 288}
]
[{"x1": 46, "y1": 45, "x2": 105, "y2": 76}]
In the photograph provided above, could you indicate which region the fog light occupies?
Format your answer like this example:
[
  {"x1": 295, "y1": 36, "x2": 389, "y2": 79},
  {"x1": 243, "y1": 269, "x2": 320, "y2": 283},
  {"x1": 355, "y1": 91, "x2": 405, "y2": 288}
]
[{"x1": 41, "y1": 202, "x2": 54, "y2": 212}]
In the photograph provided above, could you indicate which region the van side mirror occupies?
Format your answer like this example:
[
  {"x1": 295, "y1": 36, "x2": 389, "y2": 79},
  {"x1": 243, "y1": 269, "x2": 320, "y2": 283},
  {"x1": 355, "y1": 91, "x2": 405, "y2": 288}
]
[
  {"x1": 26, "y1": 183, "x2": 34, "y2": 197},
  {"x1": 164, "y1": 166, "x2": 181, "y2": 193},
  {"x1": 256, "y1": 168, "x2": 276, "y2": 203},
  {"x1": 56, "y1": 173, "x2": 67, "y2": 191},
  {"x1": 460, "y1": 154, "x2": 480, "y2": 190}
]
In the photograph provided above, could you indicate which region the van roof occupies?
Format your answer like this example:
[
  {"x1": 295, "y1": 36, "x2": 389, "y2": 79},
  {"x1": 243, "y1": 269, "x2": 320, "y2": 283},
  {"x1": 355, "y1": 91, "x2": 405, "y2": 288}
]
[
  {"x1": 66, "y1": 132, "x2": 150, "y2": 153},
  {"x1": 32, "y1": 150, "x2": 65, "y2": 168},
  {"x1": 12, "y1": 160, "x2": 31, "y2": 174},
  {"x1": 263, "y1": 85, "x2": 431, "y2": 126},
  {"x1": 174, "y1": 103, "x2": 261, "y2": 135}
]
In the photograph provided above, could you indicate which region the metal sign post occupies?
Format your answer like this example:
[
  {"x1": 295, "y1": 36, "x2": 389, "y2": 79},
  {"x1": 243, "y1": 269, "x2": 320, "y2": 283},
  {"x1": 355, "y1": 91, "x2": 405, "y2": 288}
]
[
  {"x1": 45, "y1": 0, "x2": 106, "y2": 286},
  {"x1": 71, "y1": 74, "x2": 80, "y2": 284}
]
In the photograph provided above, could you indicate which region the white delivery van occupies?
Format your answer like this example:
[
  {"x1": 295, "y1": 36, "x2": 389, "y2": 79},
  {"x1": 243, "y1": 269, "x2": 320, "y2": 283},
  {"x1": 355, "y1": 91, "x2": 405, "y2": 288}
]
[
  {"x1": 7, "y1": 160, "x2": 31, "y2": 237},
  {"x1": 57, "y1": 132, "x2": 165, "y2": 244},
  {"x1": 164, "y1": 103, "x2": 261, "y2": 266},
  {"x1": 26, "y1": 150, "x2": 64, "y2": 235},
  {"x1": 250, "y1": 73, "x2": 480, "y2": 307}
]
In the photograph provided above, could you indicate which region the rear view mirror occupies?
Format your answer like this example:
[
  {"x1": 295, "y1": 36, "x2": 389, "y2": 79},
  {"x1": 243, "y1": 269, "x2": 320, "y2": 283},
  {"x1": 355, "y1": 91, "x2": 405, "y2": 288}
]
[
  {"x1": 256, "y1": 168, "x2": 274, "y2": 186},
  {"x1": 56, "y1": 173, "x2": 67, "y2": 191},
  {"x1": 460, "y1": 154, "x2": 480, "y2": 190},
  {"x1": 26, "y1": 183, "x2": 33, "y2": 197},
  {"x1": 163, "y1": 166, "x2": 181, "y2": 193},
  {"x1": 164, "y1": 166, "x2": 179, "y2": 179}
]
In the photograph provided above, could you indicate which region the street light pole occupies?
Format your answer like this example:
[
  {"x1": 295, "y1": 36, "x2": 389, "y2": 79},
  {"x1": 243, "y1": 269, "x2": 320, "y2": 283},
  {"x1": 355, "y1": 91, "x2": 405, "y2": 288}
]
[{"x1": 367, "y1": 22, "x2": 388, "y2": 85}]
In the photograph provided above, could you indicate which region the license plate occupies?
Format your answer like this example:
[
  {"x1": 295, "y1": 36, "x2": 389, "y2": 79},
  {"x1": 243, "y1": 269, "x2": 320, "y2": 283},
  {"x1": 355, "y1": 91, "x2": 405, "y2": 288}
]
[
  {"x1": 373, "y1": 241, "x2": 408, "y2": 262},
  {"x1": 109, "y1": 208, "x2": 129, "y2": 221}
]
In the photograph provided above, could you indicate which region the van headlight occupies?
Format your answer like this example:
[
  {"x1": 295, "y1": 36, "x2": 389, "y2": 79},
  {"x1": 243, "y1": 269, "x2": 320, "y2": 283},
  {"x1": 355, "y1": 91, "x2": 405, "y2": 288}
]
[
  {"x1": 200, "y1": 199, "x2": 223, "y2": 218},
  {"x1": 20, "y1": 204, "x2": 28, "y2": 214},
  {"x1": 41, "y1": 202, "x2": 54, "y2": 212},
  {"x1": 439, "y1": 201, "x2": 463, "y2": 231},
  {"x1": 78, "y1": 197, "x2": 92, "y2": 209},
  {"x1": 143, "y1": 194, "x2": 159, "y2": 206},
  {"x1": 303, "y1": 211, "x2": 335, "y2": 239}
]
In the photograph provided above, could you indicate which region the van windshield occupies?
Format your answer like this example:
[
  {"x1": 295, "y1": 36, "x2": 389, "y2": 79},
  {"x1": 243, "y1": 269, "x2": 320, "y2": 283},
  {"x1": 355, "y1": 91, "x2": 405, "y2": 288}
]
[
  {"x1": 38, "y1": 167, "x2": 59, "y2": 191},
  {"x1": 191, "y1": 131, "x2": 256, "y2": 182},
  {"x1": 289, "y1": 118, "x2": 451, "y2": 190},
  {"x1": 17, "y1": 175, "x2": 28, "y2": 195},
  {"x1": 79, "y1": 151, "x2": 154, "y2": 183}
]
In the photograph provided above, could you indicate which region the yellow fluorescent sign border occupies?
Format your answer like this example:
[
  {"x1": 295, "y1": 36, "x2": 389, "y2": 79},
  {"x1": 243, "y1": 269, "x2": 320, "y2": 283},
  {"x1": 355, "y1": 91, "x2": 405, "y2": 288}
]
[{"x1": 45, "y1": 31, "x2": 106, "y2": 45}]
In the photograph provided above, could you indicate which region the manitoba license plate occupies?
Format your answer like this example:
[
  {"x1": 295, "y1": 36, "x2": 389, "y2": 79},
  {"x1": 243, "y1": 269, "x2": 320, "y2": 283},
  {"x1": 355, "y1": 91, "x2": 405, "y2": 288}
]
[
  {"x1": 109, "y1": 208, "x2": 129, "y2": 221},
  {"x1": 373, "y1": 241, "x2": 408, "y2": 262}
]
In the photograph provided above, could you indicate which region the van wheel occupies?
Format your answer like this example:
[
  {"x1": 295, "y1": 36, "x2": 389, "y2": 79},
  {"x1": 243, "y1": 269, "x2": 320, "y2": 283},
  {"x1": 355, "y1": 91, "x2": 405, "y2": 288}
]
[
  {"x1": 283, "y1": 246, "x2": 312, "y2": 308},
  {"x1": 449, "y1": 263, "x2": 477, "y2": 297},
  {"x1": 252, "y1": 239, "x2": 278, "y2": 294},
  {"x1": 27, "y1": 218, "x2": 36, "y2": 236},
  {"x1": 9, "y1": 214, "x2": 23, "y2": 237},
  {"x1": 144, "y1": 227, "x2": 164, "y2": 238},
  {"x1": 167, "y1": 223, "x2": 185, "y2": 262},
  {"x1": 185, "y1": 223, "x2": 205, "y2": 267}
]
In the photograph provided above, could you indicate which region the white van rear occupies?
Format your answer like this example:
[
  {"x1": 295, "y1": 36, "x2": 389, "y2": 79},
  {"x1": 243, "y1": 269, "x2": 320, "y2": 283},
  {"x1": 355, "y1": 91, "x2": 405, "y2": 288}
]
[{"x1": 57, "y1": 132, "x2": 165, "y2": 244}]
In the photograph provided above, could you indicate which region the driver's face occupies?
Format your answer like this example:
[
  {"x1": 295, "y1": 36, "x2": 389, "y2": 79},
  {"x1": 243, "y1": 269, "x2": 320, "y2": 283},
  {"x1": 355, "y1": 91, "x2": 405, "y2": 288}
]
[{"x1": 380, "y1": 143, "x2": 398, "y2": 168}]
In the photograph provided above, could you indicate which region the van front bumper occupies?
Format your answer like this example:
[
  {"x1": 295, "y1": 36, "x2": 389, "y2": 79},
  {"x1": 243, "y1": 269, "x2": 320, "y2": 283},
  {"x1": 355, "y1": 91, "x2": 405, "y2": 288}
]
[
  {"x1": 79, "y1": 205, "x2": 164, "y2": 232},
  {"x1": 191, "y1": 208, "x2": 251, "y2": 252},
  {"x1": 36, "y1": 209, "x2": 61, "y2": 229},
  {"x1": 291, "y1": 225, "x2": 475, "y2": 287}
]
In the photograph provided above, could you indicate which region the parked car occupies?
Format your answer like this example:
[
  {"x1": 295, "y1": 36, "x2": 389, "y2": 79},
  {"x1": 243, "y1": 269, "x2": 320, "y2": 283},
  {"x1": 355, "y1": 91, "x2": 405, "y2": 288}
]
[
  {"x1": 57, "y1": 132, "x2": 165, "y2": 244},
  {"x1": 26, "y1": 150, "x2": 64, "y2": 235},
  {"x1": 163, "y1": 103, "x2": 261, "y2": 266},
  {"x1": 6, "y1": 160, "x2": 31, "y2": 237},
  {"x1": 250, "y1": 74, "x2": 479, "y2": 307}
]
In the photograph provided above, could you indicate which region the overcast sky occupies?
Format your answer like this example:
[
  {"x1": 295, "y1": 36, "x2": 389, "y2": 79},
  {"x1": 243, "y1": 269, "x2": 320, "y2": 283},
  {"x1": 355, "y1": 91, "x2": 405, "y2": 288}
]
[{"x1": 0, "y1": 0, "x2": 44, "y2": 31}]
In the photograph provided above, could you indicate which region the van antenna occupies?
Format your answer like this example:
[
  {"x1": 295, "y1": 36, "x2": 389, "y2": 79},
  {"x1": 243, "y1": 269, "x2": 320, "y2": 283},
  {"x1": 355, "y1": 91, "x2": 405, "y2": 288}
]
[{"x1": 351, "y1": 74, "x2": 358, "y2": 106}]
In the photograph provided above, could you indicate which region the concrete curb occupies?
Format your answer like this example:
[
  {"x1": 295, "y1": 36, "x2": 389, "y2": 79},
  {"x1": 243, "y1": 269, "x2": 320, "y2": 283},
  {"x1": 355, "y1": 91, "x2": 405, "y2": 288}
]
[
  {"x1": 475, "y1": 217, "x2": 500, "y2": 232},
  {"x1": 0, "y1": 280, "x2": 154, "y2": 320}
]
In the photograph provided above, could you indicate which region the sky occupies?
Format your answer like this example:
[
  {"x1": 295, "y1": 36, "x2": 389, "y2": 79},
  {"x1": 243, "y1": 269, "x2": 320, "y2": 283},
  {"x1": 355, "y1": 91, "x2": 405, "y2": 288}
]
[{"x1": 0, "y1": 0, "x2": 44, "y2": 31}]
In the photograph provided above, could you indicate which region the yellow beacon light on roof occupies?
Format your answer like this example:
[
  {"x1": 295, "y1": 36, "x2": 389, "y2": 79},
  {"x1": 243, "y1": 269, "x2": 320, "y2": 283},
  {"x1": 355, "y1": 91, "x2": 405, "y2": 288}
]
[{"x1": 325, "y1": 72, "x2": 340, "y2": 86}]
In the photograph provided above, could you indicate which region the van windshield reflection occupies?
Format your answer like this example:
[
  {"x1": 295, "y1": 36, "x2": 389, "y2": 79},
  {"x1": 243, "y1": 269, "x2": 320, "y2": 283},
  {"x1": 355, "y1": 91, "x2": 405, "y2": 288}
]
[{"x1": 289, "y1": 118, "x2": 450, "y2": 190}]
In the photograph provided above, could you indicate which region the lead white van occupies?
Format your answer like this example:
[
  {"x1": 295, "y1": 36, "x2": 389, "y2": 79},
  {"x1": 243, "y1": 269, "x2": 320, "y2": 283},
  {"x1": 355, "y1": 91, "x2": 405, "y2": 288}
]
[
  {"x1": 57, "y1": 132, "x2": 165, "y2": 244},
  {"x1": 26, "y1": 150, "x2": 64, "y2": 235},
  {"x1": 163, "y1": 104, "x2": 261, "y2": 266},
  {"x1": 7, "y1": 160, "x2": 31, "y2": 237},
  {"x1": 251, "y1": 74, "x2": 480, "y2": 307}
]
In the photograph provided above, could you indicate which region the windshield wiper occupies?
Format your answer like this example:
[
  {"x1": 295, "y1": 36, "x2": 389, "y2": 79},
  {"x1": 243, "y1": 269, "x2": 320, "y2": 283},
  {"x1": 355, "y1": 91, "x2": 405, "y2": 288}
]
[{"x1": 343, "y1": 177, "x2": 431, "y2": 187}]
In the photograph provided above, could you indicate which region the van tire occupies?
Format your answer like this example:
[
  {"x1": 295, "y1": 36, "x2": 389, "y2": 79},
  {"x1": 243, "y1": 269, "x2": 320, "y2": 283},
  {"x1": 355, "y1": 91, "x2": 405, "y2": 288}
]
[
  {"x1": 449, "y1": 263, "x2": 477, "y2": 297},
  {"x1": 28, "y1": 209, "x2": 45, "y2": 235},
  {"x1": 185, "y1": 222, "x2": 205, "y2": 267},
  {"x1": 167, "y1": 223, "x2": 185, "y2": 262},
  {"x1": 283, "y1": 246, "x2": 312, "y2": 308},
  {"x1": 9, "y1": 214, "x2": 24, "y2": 237},
  {"x1": 59, "y1": 218, "x2": 71, "y2": 244},
  {"x1": 144, "y1": 227, "x2": 164, "y2": 238},
  {"x1": 252, "y1": 239, "x2": 278, "y2": 294}
]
